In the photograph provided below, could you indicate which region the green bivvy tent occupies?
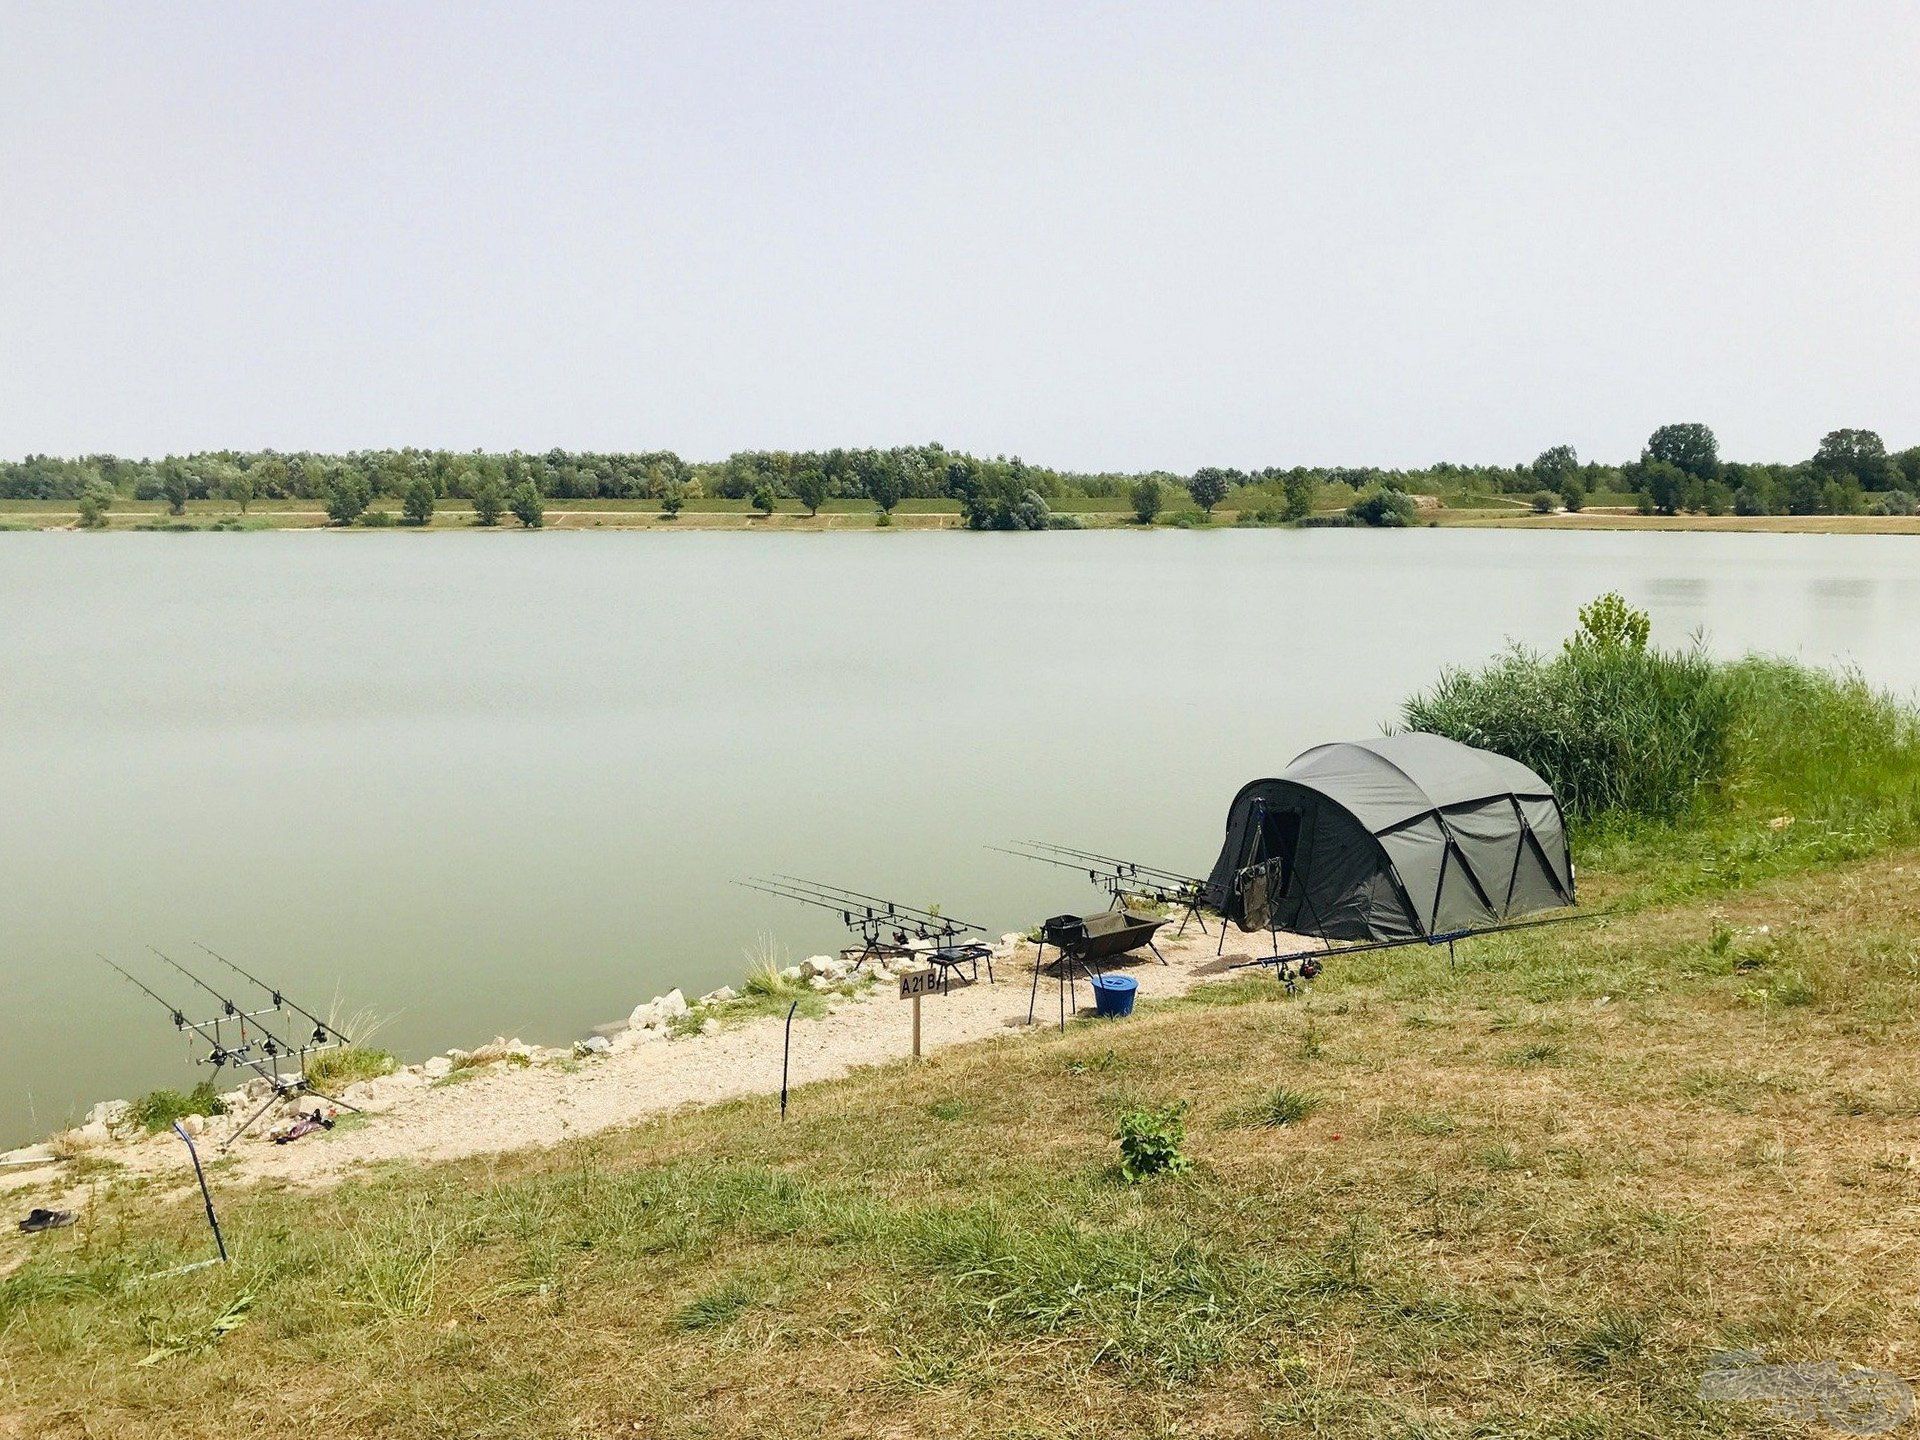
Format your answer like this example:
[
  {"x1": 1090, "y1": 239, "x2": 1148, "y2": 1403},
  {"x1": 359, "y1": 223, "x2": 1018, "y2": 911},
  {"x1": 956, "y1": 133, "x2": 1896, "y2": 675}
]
[{"x1": 1203, "y1": 733, "x2": 1574, "y2": 943}]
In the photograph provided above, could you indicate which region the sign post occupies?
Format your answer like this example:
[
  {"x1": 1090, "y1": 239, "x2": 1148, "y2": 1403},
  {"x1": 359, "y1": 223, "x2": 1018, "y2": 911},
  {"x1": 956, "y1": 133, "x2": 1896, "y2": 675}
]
[{"x1": 897, "y1": 964, "x2": 973, "y2": 1060}]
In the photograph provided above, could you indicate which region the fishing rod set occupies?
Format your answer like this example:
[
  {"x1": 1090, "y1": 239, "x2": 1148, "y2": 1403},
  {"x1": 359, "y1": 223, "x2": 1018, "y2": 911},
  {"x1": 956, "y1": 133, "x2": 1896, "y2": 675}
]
[
  {"x1": 98, "y1": 944, "x2": 361, "y2": 1149},
  {"x1": 735, "y1": 875, "x2": 991, "y2": 975},
  {"x1": 992, "y1": 841, "x2": 1214, "y2": 936}
]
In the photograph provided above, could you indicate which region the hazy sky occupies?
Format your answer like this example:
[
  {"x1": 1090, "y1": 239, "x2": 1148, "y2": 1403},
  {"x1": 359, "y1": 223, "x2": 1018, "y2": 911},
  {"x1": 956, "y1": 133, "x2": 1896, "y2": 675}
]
[{"x1": 3, "y1": 2, "x2": 1914, "y2": 470}]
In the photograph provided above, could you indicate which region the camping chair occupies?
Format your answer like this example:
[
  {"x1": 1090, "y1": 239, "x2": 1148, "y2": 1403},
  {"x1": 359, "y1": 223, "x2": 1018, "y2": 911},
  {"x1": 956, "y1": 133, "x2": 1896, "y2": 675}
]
[{"x1": 1028, "y1": 909, "x2": 1168, "y2": 1031}]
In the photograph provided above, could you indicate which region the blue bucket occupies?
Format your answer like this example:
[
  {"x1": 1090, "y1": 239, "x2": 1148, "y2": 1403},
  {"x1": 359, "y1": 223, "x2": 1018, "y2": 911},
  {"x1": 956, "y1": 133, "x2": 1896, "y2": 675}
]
[{"x1": 1089, "y1": 973, "x2": 1138, "y2": 1018}]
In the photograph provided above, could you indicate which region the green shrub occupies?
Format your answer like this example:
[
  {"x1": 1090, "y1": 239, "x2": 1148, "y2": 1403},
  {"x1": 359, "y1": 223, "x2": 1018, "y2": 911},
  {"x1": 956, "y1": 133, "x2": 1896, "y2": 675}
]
[
  {"x1": 1404, "y1": 593, "x2": 1920, "y2": 830},
  {"x1": 1117, "y1": 1102, "x2": 1192, "y2": 1182},
  {"x1": 1347, "y1": 487, "x2": 1416, "y2": 527},
  {"x1": 128, "y1": 1079, "x2": 228, "y2": 1134},
  {"x1": 359, "y1": 508, "x2": 395, "y2": 527},
  {"x1": 1402, "y1": 597, "x2": 1733, "y2": 820},
  {"x1": 1530, "y1": 489, "x2": 1559, "y2": 513}
]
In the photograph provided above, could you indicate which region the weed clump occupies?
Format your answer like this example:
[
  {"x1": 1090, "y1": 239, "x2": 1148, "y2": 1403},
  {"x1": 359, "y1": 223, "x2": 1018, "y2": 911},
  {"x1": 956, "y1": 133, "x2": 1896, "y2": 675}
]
[
  {"x1": 1117, "y1": 1102, "x2": 1192, "y2": 1181},
  {"x1": 1227, "y1": 1086, "x2": 1322, "y2": 1129}
]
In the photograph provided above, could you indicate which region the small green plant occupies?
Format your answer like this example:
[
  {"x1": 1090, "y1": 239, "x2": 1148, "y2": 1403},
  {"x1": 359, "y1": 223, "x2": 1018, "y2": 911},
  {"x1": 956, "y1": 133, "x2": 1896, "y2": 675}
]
[
  {"x1": 749, "y1": 482, "x2": 777, "y2": 516},
  {"x1": 358, "y1": 508, "x2": 395, "y2": 527},
  {"x1": 1296, "y1": 1020, "x2": 1324, "y2": 1060},
  {"x1": 1117, "y1": 1101, "x2": 1192, "y2": 1181},
  {"x1": 128, "y1": 1079, "x2": 228, "y2": 1133}
]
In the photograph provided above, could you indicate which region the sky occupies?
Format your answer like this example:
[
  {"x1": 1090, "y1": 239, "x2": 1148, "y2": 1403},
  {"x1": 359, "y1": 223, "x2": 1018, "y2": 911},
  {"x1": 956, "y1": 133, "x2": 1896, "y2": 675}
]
[{"x1": 2, "y1": 1, "x2": 1915, "y2": 471}]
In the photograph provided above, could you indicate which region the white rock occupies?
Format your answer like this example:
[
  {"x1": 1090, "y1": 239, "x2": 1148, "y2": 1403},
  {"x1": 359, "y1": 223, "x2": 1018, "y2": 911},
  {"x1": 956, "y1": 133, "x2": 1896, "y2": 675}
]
[
  {"x1": 242, "y1": 1077, "x2": 276, "y2": 1102},
  {"x1": 808, "y1": 976, "x2": 835, "y2": 992},
  {"x1": 177, "y1": 1113, "x2": 206, "y2": 1136},
  {"x1": 701, "y1": 985, "x2": 738, "y2": 1004},
  {"x1": 74, "y1": 1121, "x2": 111, "y2": 1145},
  {"x1": 423, "y1": 1056, "x2": 454, "y2": 1079},
  {"x1": 699, "y1": 1018, "x2": 722, "y2": 1037},
  {"x1": 779, "y1": 965, "x2": 803, "y2": 983},
  {"x1": 574, "y1": 1035, "x2": 613, "y2": 1058},
  {"x1": 85, "y1": 1100, "x2": 129, "y2": 1127},
  {"x1": 1000, "y1": 932, "x2": 1025, "y2": 951},
  {"x1": 654, "y1": 989, "x2": 687, "y2": 1021}
]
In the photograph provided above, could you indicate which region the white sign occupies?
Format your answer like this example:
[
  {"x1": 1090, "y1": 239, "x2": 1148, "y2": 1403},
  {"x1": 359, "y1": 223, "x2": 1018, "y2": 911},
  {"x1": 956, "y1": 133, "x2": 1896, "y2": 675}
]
[{"x1": 897, "y1": 966, "x2": 973, "y2": 1000}]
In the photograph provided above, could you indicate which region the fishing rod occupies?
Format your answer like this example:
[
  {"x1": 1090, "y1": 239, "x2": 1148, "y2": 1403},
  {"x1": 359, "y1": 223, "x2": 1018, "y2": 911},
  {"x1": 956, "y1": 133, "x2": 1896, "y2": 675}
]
[
  {"x1": 992, "y1": 844, "x2": 1214, "y2": 935},
  {"x1": 1018, "y1": 841, "x2": 1202, "y2": 890},
  {"x1": 97, "y1": 953, "x2": 257, "y2": 1073},
  {"x1": 738, "y1": 875, "x2": 990, "y2": 976},
  {"x1": 194, "y1": 942, "x2": 344, "y2": 1047},
  {"x1": 772, "y1": 875, "x2": 984, "y2": 936}
]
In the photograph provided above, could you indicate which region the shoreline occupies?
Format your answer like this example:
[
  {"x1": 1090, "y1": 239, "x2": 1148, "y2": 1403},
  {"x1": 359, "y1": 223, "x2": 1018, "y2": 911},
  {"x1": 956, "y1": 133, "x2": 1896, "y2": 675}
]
[{"x1": 0, "y1": 922, "x2": 1275, "y2": 1231}]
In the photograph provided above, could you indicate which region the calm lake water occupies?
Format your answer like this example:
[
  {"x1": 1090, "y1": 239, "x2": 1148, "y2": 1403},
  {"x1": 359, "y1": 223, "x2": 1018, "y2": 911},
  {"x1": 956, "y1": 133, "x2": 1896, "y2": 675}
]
[{"x1": 3, "y1": 529, "x2": 1917, "y2": 1145}]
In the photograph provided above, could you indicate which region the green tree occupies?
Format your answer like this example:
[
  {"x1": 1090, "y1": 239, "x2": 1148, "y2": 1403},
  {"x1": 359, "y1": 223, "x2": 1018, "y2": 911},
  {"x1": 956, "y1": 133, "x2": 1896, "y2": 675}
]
[
  {"x1": 323, "y1": 472, "x2": 371, "y2": 525},
  {"x1": 1187, "y1": 468, "x2": 1231, "y2": 516},
  {"x1": 749, "y1": 482, "x2": 777, "y2": 516},
  {"x1": 1530, "y1": 489, "x2": 1559, "y2": 514},
  {"x1": 1639, "y1": 460, "x2": 1689, "y2": 515},
  {"x1": 225, "y1": 468, "x2": 255, "y2": 514},
  {"x1": 75, "y1": 477, "x2": 114, "y2": 528},
  {"x1": 470, "y1": 476, "x2": 505, "y2": 526},
  {"x1": 659, "y1": 478, "x2": 686, "y2": 518},
  {"x1": 1813, "y1": 429, "x2": 1888, "y2": 490},
  {"x1": 867, "y1": 464, "x2": 902, "y2": 518},
  {"x1": 1643, "y1": 423, "x2": 1720, "y2": 481},
  {"x1": 1282, "y1": 472, "x2": 1317, "y2": 521},
  {"x1": 1558, "y1": 473, "x2": 1587, "y2": 512},
  {"x1": 1131, "y1": 475, "x2": 1164, "y2": 524},
  {"x1": 508, "y1": 482, "x2": 545, "y2": 528},
  {"x1": 160, "y1": 463, "x2": 191, "y2": 516},
  {"x1": 1532, "y1": 445, "x2": 1579, "y2": 491},
  {"x1": 791, "y1": 464, "x2": 829, "y2": 517},
  {"x1": 403, "y1": 477, "x2": 436, "y2": 526}
]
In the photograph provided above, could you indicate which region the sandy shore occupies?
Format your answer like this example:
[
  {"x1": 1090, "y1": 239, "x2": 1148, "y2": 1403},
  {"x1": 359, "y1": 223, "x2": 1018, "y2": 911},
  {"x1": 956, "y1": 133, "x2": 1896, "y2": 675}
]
[{"x1": 2, "y1": 923, "x2": 1294, "y2": 1237}]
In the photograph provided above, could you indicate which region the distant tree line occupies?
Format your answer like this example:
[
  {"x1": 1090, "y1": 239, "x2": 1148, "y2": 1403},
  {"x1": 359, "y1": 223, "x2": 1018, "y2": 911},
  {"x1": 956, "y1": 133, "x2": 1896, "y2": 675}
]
[{"x1": 3, "y1": 427, "x2": 1912, "y2": 524}]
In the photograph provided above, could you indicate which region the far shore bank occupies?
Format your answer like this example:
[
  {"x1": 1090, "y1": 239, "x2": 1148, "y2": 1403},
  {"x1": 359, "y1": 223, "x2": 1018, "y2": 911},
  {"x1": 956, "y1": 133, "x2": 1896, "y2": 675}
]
[{"x1": 6, "y1": 499, "x2": 1920, "y2": 536}]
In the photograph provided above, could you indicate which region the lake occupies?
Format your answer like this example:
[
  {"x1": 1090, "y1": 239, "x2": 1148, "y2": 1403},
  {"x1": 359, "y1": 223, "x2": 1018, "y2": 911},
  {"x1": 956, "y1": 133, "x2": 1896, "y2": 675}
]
[{"x1": 3, "y1": 529, "x2": 1916, "y2": 1145}]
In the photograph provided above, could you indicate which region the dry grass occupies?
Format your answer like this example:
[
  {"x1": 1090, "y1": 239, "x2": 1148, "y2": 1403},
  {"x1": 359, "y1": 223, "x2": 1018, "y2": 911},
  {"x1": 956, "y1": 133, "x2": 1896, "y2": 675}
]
[{"x1": 3, "y1": 851, "x2": 1918, "y2": 1436}]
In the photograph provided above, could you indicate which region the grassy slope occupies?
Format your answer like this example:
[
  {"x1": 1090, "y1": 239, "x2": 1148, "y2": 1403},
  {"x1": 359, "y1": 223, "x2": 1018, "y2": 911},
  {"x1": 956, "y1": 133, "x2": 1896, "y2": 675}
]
[{"x1": 4, "y1": 839, "x2": 1918, "y2": 1437}]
